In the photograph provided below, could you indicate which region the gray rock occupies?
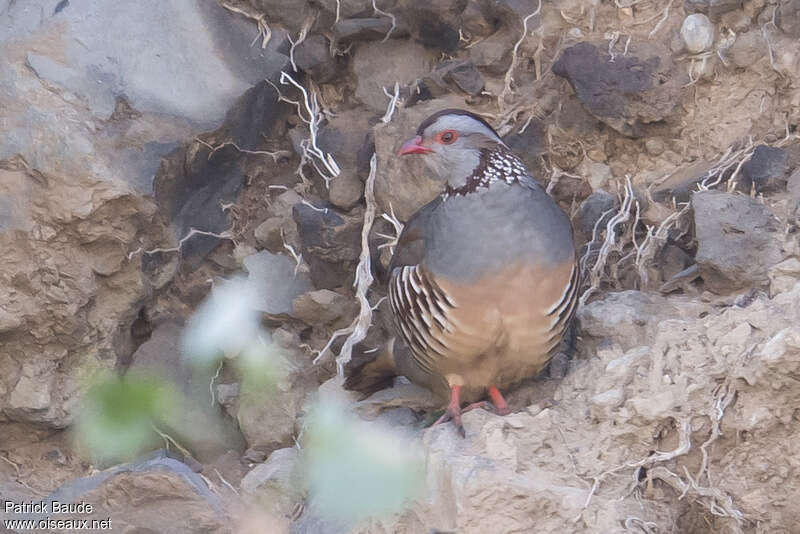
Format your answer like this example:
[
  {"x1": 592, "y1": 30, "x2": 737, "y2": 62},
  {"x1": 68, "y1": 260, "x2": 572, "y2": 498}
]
[
  {"x1": 1, "y1": 0, "x2": 290, "y2": 194},
  {"x1": 316, "y1": 109, "x2": 373, "y2": 209},
  {"x1": 333, "y1": 17, "x2": 408, "y2": 43},
  {"x1": 242, "y1": 252, "x2": 313, "y2": 315},
  {"x1": 552, "y1": 42, "x2": 683, "y2": 138},
  {"x1": 692, "y1": 190, "x2": 785, "y2": 293},
  {"x1": 740, "y1": 145, "x2": 791, "y2": 193},
  {"x1": 681, "y1": 14, "x2": 715, "y2": 54},
  {"x1": 651, "y1": 160, "x2": 712, "y2": 202},
  {"x1": 352, "y1": 40, "x2": 437, "y2": 113},
  {"x1": 126, "y1": 322, "x2": 247, "y2": 461},
  {"x1": 684, "y1": 0, "x2": 743, "y2": 20},
  {"x1": 579, "y1": 290, "x2": 705, "y2": 350},
  {"x1": 435, "y1": 60, "x2": 486, "y2": 96},
  {"x1": 293, "y1": 204, "x2": 362, "y2": 290},
  {"x1": 728, "y1": 31, "x2": 766, "y2": 69},
  {"x1": 576, "y1": 190, "x2": 617, "y2": 239},
  {"x1": 317, "y1": 0, "x2": 374, "y2": 19},
  {"x1": 294, "y1": 34, "x2": 340, "y2": 84},
  {"x1": 153, "y1": 81, "x2": 292, "y2": 267},
  {"x1": 789, "y1": 169, "x2": 800, "y2": 219},
  {"x1": 241, "y1": 447, "x2": 303, "y2": 519},
  {"x1": 251, "y1": 0, "x2": 317, "y2": 33},
  {"x1": 334, "y1": 17, "x2": 404, "y2": 42},
  {"x1": 777, "y1": 0, "x2": 800, "y2": 37},
  {"x1": 12, "y1": 451, "x2": 227, "y2": 531},
  {"x1": 396, "y1": 0, "x2": 465, "y2": 52},
  {"x1": 255, "y1": 217, "x2": 289, "y2": 253},
  {"x1": 469, "y1": 30, "x2": 515, "y2": 74},
  {"x1": 292, "y1": 289, "x2": 357, "y2": 325}
]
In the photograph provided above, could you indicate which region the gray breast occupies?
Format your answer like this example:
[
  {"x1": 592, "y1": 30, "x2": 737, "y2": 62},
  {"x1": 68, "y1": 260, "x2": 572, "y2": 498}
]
[{"x1": 422, "y1": 180, "x2": 574, "y2": 282}]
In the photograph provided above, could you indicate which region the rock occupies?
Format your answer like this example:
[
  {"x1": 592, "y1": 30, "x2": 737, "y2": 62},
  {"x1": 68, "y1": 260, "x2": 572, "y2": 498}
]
[
  {"x1": 579, "y1": 290, "x2": 707, "y2": 350},
  {"x1": 502, "y1": 117, "x2": 548, "y2": 179},
  {"x1": 728, "y1": 31, "x2": 766, "y2": 68},
  {"x1": 469, "y1": 30, "x2": 515, "y2": 74},
  {"x1": 576, "y1": 190, "x2": 617, "y2": 239},
  {"x1": 740, "y1": 145, "x2": 791, "y2": 193},
  {"x1": 651, "y1": 160, "x2": 712, "y2": 202},
  {"x1": 777, "y1": 0, "x2": 800, "y2": 37},
  {"x1": 241, "y1": 447, "x2": 303, "y2": 520},
  {"x1": 250, "y1": 0, "x2": 317, "y2": 33},
  {"x1": 154, "y1": 81, "x2": 292, "y2": 267},
  {"x1": 789, "y1": 169, "x2": 800, "y2": 218},
  {"x1": 237, "y1": 367, "x2": 312, "y2": 454},
  {"x1": 293, "y1": 204, "x2": 362, "y2": 289},
  {"x1": 333, "y1": 17, "x2": 402, "y2": 42},
  {"x1": 681, "y1": 14, "x2": 715, "y2": 54},
  {"x1": 0, "y1": 163, "x2": 167, "y2": 426},
  {"x1": 1, "y1": 0, "x2": 289, "y2": 193},
  {"x1": 292, "y1": 289, "x2": 357, "y2": 325},
  {"x1": 431, "y1": 60, "x2": 486, "y2": 96},
  {"x1": 552, "y1": 42, "x2": 683, "y2": 138},
  {"x1": 254, "y1": 217, "x2": 288, "y2": 253},
  {"x1": 0, "y1": 308, "x2": 22, "y2": 333},
  {"x1": 126, "y1": 322, "x2": 247, "y2": 461},
  {"x1": 769, "y1": 257, "x2": 800, "y2": 296},
  {"x1": 684, "y1": 0, "x2": 743, "y2": 20},
  {"x1": 316, "y1": 0, "x2": 373, "y2": 19},
  {"x1": 242, "y1": 252, "x2": 313, "y2": 315},
  {"x1": 645, "y1": 137, "x2": 666, "y2": 156},
  {"x1": 692, "y1": 190, "x2": 784, "y2": 293},
  {"x1": 396, "y1": 0, "x2": 464, "y2": 52},
  {"x1": 579, "y1": 158, "x2": 613, "y2": 190},
  {"x1": 294, "y1": 35, "x2": 340, "y2": 84},
  {"x1": 29, "y1": 451, "x2": 227, "y2": 533},
  {"x1": 352, "y1": 40, "x2": 437, "y2": 113},
  {"x1": 317, "y1": 109, "x2": 373, "y2": 209}
]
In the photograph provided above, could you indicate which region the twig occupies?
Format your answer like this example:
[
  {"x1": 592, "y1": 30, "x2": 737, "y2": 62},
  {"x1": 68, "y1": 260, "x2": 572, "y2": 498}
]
[
  {"x1": 209, "y1": 360, "x2": 223, "y2": 408},
  {"x1": 194, "y1": 139, "x2": 291, "y2": 162},
  {"x1": 214, "y1": 468, "x2": 241, "y2": 496},
  {"x1": 279, "y1": 72, "x2": 341, "y2": 187},
  {"x1": 314, "y1": 154, "x2": 379, "y2": 376},
  {"x1": 220, "y1": 3, "x2": 272, "y2": 49},
  {"x1": 371, "y1": 0, "x2": 397, "y2": 42},
  {"x1": 648, "y1": 0, "x2": 673, "y2": 39},
  {"x1": 501, "y1": 0, "x2": 542, "y2": 106},
  {"x1": 381, "y1": 82, "x2": 401, "y2": 124},
  {"x1": 139, "y1": 228, "x2": 236, "y2": 256},
  {"x1": 151, "y1": 424, "x2": 193, "y2": 459},
  {"x1": 575, "y1": 418, "x2": 691, "y2": 522},
  {"x1": 579, "y1": 176, "x2": 634, "y2": 306},
  {"x1": 281, "y1": 228, "x2": 303, "y2": 277}
]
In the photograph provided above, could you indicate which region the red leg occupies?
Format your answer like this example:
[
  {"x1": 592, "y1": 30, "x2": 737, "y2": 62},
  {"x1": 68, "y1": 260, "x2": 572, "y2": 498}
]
[
  {"x1": 433, "y1": 384, "x2": 465, "y2": 437},
  {"x1": 488, "y1": 385, "x2": 511, "y2": 416},
  {"x1": 461, "y1": 385, "x2": 511, "y2": 416}
]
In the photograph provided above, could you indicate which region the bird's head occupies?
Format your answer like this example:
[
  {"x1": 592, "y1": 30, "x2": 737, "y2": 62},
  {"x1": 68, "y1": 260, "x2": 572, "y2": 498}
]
[{"x1": 398, "y1": 109, "x2": 506, "y2": 189}]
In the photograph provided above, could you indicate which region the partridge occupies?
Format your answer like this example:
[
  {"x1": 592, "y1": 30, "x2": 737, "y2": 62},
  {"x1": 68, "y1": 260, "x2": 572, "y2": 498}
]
[{"x1": 353, "y1": 109, "x2": 578, "y2": 435}]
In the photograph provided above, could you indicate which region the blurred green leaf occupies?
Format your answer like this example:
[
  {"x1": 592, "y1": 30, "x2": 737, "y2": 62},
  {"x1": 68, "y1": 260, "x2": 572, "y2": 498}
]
[
  {"x1": 303, "y1": 402, "x2": 424, "y2": 524},
  {"x1": 75, "y1": 374, "x2": 180, "y2": 462}
]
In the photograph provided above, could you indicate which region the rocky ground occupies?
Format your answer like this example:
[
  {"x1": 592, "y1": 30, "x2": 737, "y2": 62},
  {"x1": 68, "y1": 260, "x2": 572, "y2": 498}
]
[{"x1": 1, "y1": 0, "x2": 800, "y2": 533}]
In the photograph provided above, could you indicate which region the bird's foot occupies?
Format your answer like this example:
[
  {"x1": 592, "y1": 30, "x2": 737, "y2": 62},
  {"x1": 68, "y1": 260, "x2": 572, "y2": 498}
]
[
  {"x1": 432, "y1": 385, "x2": 465, "y2": 437},
  {"x1": 462, "y1": 385, "x2": 512, "y2": 416}
]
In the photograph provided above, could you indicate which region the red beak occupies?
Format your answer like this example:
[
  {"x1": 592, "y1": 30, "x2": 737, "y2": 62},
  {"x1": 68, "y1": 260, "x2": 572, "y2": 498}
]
[{"x1": 398, "y1": 135, "x2": 433, "y2": 156}]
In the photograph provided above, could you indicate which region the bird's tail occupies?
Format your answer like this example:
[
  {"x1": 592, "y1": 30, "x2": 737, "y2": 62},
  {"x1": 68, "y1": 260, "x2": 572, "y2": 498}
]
[{"x1": 343, "y1": 338, "x2": 399, "y2": 398}]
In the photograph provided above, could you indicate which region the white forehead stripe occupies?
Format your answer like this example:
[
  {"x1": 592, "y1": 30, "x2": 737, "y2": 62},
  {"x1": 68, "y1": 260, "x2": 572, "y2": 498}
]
[{"x1": 427, "y1": 115, "x2": 504, "y2": 144}]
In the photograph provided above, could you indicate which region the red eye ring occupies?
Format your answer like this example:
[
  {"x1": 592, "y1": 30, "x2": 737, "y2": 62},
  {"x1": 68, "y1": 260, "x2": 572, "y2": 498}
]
[{"x1": 438, "y1": 130, "x2": 458, "y2": 144}]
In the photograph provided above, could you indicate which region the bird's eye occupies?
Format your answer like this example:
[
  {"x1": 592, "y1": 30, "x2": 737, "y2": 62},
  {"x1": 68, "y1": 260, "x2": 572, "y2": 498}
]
[{"x1": 439, "y1": 130, "x2": 458, "y2": 144}]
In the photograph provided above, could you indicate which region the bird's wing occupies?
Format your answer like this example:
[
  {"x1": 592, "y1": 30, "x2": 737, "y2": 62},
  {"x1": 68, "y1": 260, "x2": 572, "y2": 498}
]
[{"x1": 388, "y1": 195, "x2": 443, "y2": 272}]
